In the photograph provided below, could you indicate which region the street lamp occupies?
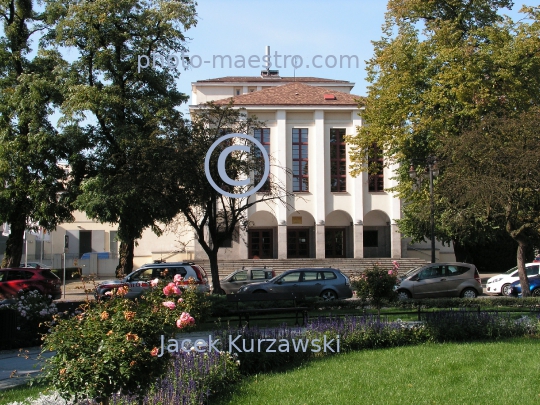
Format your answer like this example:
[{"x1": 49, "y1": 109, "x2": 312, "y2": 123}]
[{"x1": 409, "y1": 156, "x2": 439, "y2": 263}]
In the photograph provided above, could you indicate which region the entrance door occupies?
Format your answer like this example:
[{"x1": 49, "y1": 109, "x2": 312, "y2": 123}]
[
  {"x1": 325, "y1": 228, "x2": 346, "y2": 258},
  {"x1": 287, "y1": 229, "x2": 310, "y2": 258},
  {"x1": 248, "y1": 229, "x2": 273, "y2": 259},
  {"x1": 79, "y1": 230, "x2": 92, "y2": 256}
]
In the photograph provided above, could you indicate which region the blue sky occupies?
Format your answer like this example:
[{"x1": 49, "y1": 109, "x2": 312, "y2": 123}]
[{"x1": 175, "y1": 0, "x2": 531, "y2": 111}]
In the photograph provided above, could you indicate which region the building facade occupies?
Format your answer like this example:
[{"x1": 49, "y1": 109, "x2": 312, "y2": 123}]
[{"x1": 190, "y1": 75, "x2": 404, "y2": 261}]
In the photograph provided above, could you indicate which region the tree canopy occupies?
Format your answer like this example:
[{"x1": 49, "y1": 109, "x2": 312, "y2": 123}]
[
  {"x1": 0, "y1": 0, "x2": 81, "y2": 267},
  {"x1": 347, "y1": 1, "x2": 540, "y2": 259},
  {"x1": 47, "y1": 0, "x2": 197, "y2": 275}
]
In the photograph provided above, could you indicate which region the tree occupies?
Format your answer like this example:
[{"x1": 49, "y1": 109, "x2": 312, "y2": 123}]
[
  {"x1": 48, "y1": 0, "x2": 197, "y2": 276},
  {"x1": 439, "y1": 110, "x2": 540, "y2": 297},
  {"x1": 0, "y1": 0, "x2": 80, "y2": 267},
  {"x1": 158, "y1": 102, "x2": 291, "y2": 293},
  {"x1": 347, "y1": 1, "x2": 540, "y2": 260}
]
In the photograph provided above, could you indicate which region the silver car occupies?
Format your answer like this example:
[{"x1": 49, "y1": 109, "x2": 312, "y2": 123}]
[
  {"x1": 95, "y1": 261, "x2": 210, "y2": 299},
  {"x1": 237, "y1": 268, "x2": 353, "y2": 300},
  {"x1": 395, "y1": 262, "x2": 482, "y2": 299}
]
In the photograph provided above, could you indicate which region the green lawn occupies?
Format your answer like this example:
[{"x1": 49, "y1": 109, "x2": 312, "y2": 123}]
[{"x1": 213, "y1": 337, "x2": 540, "y2": 405}]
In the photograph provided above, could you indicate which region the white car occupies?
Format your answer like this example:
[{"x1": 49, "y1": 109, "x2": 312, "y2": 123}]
[{"x1": 485, "y1": 263, "x2": 540, "y2": 296}]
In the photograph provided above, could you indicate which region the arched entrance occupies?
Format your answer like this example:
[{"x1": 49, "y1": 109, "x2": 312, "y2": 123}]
[
  {"x1": 325, "y1": 210, "x2": 353, "y2": 258},
  {"x1": 287, "y1": 211, "x2": 315, "y2": 258},
  {"x1": 247, "y1": 211, "x2": 277, "y2": 259},
  {"x1": 363, "y1": 210, "x2": 391, "y2": 258}
]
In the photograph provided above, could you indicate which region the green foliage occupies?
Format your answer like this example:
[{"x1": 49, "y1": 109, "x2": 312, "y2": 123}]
[
  {"x1": 422, "y1": 310, "x2": 536, "y2": 342},
  {"x1": 347, "y1": 1, "x2": 540, "y2": 253},
  {"x1": 40, "y1": 280, "x2": 207, "y2": 403},
  {"x1": 46, "y1": 0, "x2": 198, "y2": 275},
  {"x1": 351, "y1": 263, "x2": 399, "y2": 315},
  {"x1": 0, "y1": 290, "x2": 58, "y2": 348},
  {"x1": 0, "y1": 0, "x2": 79, "y2": 267}
]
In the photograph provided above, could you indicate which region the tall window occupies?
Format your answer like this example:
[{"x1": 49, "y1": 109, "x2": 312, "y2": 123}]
[
  {"x1": 368, "y1": 143, "x2": 384, "y2": 192},
  {"x1": 330, "y1": 128, "x2": 346, "y2": 192},
  {"x1": 292, "y1": 128, "x2": 309, "y2": 192},
  {"x1": 253, "y1": 128, "x2": 270, "y2": 192}
]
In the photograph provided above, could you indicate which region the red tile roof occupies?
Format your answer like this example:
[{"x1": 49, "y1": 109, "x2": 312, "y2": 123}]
[{"x1": 213, "y1": 83, "x2": 363, "y2": 106}]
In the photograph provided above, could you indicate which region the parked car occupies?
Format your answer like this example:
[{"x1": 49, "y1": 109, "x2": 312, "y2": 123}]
[
  {"x1": 485, "y1": 263, "x2": 540, "y2": 296},
  {"x1": 0, "y1": 268, "x2": 61, "y2": 300},
  {"x1": 509, "y1": 274, "x2": 540, "y2": 297},
  {"x1": 95, "y1": 261, "x2": 210, "y2": 299},
  {"x1": 237, "y1": 268, "x2": 353, "y2": 300},
  {"x1": 395, "y1": 262, "x2": 482, "y2": 300},
  {"x1": 219, "y1": 267, "x2": 276, "y2": 294}
]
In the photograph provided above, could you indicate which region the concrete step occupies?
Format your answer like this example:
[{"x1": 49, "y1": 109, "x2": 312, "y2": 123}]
[{"x1": 196, "y1": 258, "x2": 428, "y2": 279}]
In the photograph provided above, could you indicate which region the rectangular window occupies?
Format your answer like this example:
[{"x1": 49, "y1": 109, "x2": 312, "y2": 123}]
[
  {"x1": 292, "y1": 128, "x2": 308, "y2": 192},
  {"x1": 330, "y1": 128, "x2": 346, "y2": 192},
  {"x1": 253, "y1": 128, "x2": 270, "y2": 192},
  {"x1": 368, "y1": 143, "x2": 384, "y2": 192}
]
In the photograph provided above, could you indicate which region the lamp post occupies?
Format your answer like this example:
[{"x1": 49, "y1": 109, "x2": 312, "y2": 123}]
[{"x1": 409, "y1": 156, "x2": 439, "y2": 263}]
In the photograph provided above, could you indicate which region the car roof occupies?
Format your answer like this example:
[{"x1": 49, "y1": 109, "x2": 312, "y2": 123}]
[
  {"x1": 283, "y1": 267, "x2": 340, "y2": 272},
  {"x1": 140, "y1": 262, "x2": 196, "y2": 267}
]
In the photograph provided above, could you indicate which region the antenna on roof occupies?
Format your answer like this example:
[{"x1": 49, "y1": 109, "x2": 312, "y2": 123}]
[{"x1": 265, "y1": 45, "x2": 270, "y2": 75}]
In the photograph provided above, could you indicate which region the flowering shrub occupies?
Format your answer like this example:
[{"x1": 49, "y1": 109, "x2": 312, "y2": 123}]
[
  {"x1": 109, "y1": 351, "x2": 241, "y2": 404},
  {"x1": 0, "y1": 290, "x2": 57, "y2": 348},
  {"x1": 41, "y1": 277, "x2": 208, "y2": 405},
  {"x1": 352, "y1": 262, "x2": 400, "y2": 316}
]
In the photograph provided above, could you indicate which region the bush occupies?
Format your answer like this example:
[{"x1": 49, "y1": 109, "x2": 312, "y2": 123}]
[
  {"x1": 41, "y1": 277, "x2": 207, "y2": 405},
  {"x1": 306, "y1": 315, "x2": 432, "y2": 352},
  {"x1": 351, "y1": 262, "x2": 400, "y2": 315},
  {"x1": 0, "y1": 290, "x2": 57, "y2": 348},
  {"x1": 109, "y1": 351, "x2": 241, "y2": 404},
  {"x1": 421, "y1": 309, "x2": 537, "y2": 341}
]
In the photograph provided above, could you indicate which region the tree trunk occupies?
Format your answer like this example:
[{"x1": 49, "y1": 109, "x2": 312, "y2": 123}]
[
  {"x1": 116, "y1": 239, "x2": 134, "y2": 278},
  {"x1": 516, "y1": 240, "x2": 531, "y2": 297},
  {"x1": 452, "y1": 239, "x2": 473, "y2": 263},
  {"x1": 208, "y1": 249, "x2": 222, "y2": 294},
  {"x1": 1, "y1": 214, "x2": 26, "y2": 268}
]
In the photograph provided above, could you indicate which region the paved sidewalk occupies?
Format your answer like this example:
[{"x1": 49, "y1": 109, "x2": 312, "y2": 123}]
[{"x1": 0, "y1": 347, "x2": 54, "y2": 390}]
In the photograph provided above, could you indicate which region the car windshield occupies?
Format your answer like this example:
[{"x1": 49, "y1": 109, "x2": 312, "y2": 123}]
[
  {"x1": 402, "y1": 266, "x2": 423, "y2": 278},
  {"x1": 504, "y1": 266, "x2": 518, "y2": 275}
]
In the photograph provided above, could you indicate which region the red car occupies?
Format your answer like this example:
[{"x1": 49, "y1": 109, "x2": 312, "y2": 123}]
[{"x1": 0, "y1": 268, "x2": 62, "y2": 300}]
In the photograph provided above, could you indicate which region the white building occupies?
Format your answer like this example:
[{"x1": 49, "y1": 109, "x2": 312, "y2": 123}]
[{"x1": 190, "y1": 74, "x2": 403, "y2": 261}]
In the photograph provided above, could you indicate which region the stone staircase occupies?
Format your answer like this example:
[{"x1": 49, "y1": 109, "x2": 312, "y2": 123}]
[{"x1": 196, "y1": 258, "x2": 428, "y2": 279}]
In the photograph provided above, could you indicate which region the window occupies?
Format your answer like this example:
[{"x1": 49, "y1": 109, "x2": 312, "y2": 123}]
[
  {"x1": 330, "y1": 129, "x2": 346, "y2": 192},
  {"x1": 292, "y1": 128, "x2": 308, "y2": 192},
  {"x1": 253, "y1": 128, "x2": 270, "y2": 192},
  {"x1": 232, "y1": 271, "x2": 247, "y2": 282},
  {"x1": 368, "y1": 143, "x2": 384, "y2": 192},
  {"x1": 218, "y1": 232, "x2": 232, "y2": 248},
  {"x1": 302, "y1": 271, "x2": 320, "y2": 281},
  {"x1": 280, "y1": 272, "x2": 301, "y2": 283}
]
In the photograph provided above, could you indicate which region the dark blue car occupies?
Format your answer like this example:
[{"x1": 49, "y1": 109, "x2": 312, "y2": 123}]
[{"x1": 509, "y1": 274, "x2": 540, "y2": 297}]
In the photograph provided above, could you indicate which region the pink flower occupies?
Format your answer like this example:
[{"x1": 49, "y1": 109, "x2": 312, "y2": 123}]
[
  {"x1": 150, "y1": 347, "x2": 159, "y2": 357},
  {"x1": 176, "y1": 312, "x2": 195, "y2": 328},
  {"x1": 388, "y1": 270, "x2": 393, "y2": 275},
  {"x1": 173, "y1": 274, "x2": 184, "y2": 284},
  {"x1": 162, "y1": 301, "x2": 176, "y2": 310},
  {"x1": 177, "y1": 298, "x2": 184, "y2": 303},
  {"x1": 163, "y1": 282, "x2": 182, "y2": 296},
  {"x1": 150, "y1": 278, "x2": 159, "y2": 287}
]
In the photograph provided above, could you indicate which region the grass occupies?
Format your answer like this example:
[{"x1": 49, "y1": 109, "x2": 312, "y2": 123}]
[
  {"x1": 0, "y1": 381, "x2": 50, "y2": 405},
  {"x1": 213, "y1": 337, "x2": 540, "y2": 405}
]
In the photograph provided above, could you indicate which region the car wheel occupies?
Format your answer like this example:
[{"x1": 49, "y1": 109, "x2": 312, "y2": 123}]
[
  {"x1": 397, "y1": 290, "x2": 411, "y2": 300},
  {"x1": 501, "y1": 283, "x2": 511, "y2": 296},
  {"x1": 461, "y1": 288, "x2": 478, "y2": 298},
  {"x1": 320, "y1": 290, "x2": 337, "y2": 301},
  {"x1": 253, "y1": 290, "x2": 267, "y2": 294},
  {"x1": 532, "y1": 288, "x2": 540, "y2": 297}
]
